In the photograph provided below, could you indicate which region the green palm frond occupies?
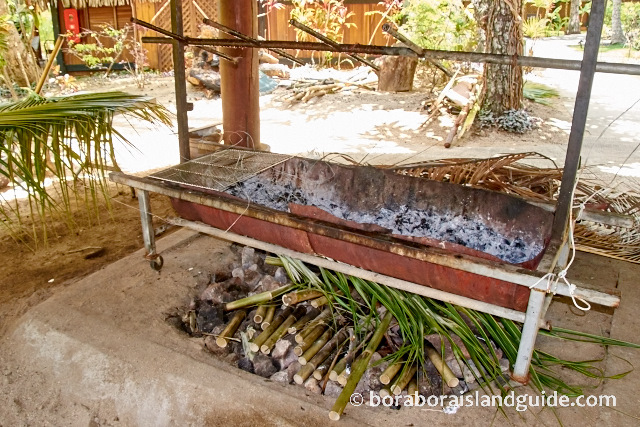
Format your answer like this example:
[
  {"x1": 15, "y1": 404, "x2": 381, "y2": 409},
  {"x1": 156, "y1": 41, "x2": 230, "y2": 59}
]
[{"x1": 0, "y1": 91, "x2": 173, "y2": 246}]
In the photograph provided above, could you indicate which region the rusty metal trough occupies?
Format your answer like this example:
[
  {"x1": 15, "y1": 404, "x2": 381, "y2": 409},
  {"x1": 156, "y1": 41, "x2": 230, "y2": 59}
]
[
  {"x1": 159, "y1": 151, "x2": 553, "y2": 312},
  {"x1": 110, "y1": 148, "x2": 620, "y2": 384}
]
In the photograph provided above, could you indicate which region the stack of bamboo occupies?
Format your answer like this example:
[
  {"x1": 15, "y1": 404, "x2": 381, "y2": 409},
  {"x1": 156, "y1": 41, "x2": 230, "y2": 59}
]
[{"x1": 283, "y1": 78, "x2": 377, "y2": 103}]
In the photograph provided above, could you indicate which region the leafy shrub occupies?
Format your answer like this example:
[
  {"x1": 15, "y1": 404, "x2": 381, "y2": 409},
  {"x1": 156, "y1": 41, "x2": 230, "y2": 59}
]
[{"x1": 397, "y1": 0, "x2": 476, "y2": 52}]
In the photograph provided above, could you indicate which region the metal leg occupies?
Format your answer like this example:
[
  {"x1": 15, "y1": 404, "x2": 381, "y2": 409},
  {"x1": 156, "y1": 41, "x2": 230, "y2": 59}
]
[
  {"x1": 511, "y1": 289, "x2": 546, "y2": 384},
  {"x1": 138, "y1": 189, "x2": 163, "y2": 271}
]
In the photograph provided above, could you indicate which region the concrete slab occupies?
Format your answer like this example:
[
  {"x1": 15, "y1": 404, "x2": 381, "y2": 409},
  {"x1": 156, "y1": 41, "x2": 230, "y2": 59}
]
[{"x1": 1, "y1": 230, "x2": 639, "y2": 426}]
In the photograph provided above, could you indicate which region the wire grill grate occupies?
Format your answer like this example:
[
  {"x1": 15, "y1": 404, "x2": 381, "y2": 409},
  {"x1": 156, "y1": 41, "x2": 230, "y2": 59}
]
[{"x1": 147, "y1": 149, "x2": 292, "y2": 191}]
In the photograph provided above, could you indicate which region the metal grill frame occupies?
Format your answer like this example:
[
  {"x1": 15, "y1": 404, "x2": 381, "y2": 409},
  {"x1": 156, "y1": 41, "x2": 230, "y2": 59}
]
[{"x1": 148, "y1": 149, "x2": 292, "y2": 192}]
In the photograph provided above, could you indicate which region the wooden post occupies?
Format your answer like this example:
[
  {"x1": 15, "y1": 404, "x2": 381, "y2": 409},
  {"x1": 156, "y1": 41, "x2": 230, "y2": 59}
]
[
  {"x1": 170, "y1": 0, "x2": 191, "y2": 163},
  {"x1": 219, "y1": 0, "x2": 259, "y2": 148}
]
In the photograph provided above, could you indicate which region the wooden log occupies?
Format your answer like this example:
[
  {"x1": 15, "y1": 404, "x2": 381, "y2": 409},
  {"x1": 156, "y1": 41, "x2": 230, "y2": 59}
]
[{"x1": 376, "y1": 55, "x2": 418, "y2": 92}]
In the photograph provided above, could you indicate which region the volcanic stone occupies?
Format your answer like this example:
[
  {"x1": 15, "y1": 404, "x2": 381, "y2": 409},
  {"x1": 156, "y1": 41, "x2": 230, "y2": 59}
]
[{"x1": 253, "y1": 353, "x2": 278, "y2": 378}]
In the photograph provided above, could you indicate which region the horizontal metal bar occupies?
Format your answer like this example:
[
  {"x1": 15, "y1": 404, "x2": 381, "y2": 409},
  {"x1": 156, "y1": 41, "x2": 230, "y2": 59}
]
[
  {"x1": 110, "y1": 171, "x2": 620, "y2": 308},
  {"x1": 167, "y1": 216, "x2": 551, "y2": 329},
  {"x1": 202, "y1": 18, "x2": 305, "y2": 66},
  {"x1": 140, "y1": 36, "x2": 640, "y2": 76},
  {"x1": 288, "y1": 19, "x2": 379, "y2": 71},
  {"x1": 529, "y1": 200, "x2": 635, "y2": 228}
]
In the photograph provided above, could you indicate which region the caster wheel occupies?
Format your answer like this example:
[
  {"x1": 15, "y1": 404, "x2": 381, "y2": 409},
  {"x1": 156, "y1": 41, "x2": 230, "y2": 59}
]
[{"x1": 150, "y1": 255, "x2": 164, "y2": 271}]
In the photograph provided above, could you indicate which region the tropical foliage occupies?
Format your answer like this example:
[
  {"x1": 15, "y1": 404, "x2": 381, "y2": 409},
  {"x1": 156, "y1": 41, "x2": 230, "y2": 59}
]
[
  {"x1": 0, "y1": 91, "x2": 172, "y2": 247},
  {"x1": 275, "y1": 255, "x2": 639, "y2": 399}
]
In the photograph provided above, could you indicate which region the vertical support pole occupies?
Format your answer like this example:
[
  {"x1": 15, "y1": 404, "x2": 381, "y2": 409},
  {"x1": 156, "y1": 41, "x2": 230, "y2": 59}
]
[
  {"x1": 511, "y1": 289, "x2": 546, "y2": 383},
  {"x1": 138, "y1": 190, "x2": 156, "y2": 258},
  {"x1": 219, "y1": 0, "x2": 260, "y2": 148},
  {"x1": 50, "y1": 0, "x2": 67, "y2": 74},
  {"x1": 171, "y1": 0, "x2": 191, "y2": 163},
  {"x1": 551, "y1": 0, "x2": 606, "y2": 241}
]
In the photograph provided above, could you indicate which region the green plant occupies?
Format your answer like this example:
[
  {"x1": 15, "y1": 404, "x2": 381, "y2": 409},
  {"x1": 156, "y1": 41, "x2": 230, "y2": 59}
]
[
  {"x1": 275, "y1": 255, "x2": 639, "y2": 399},
  {"x1": 523, "y1": 17, "x2": 548, "y2": 39},
  {"x1": 290, "y1": 0, "x2": 356, "y2": 66},
  {"x1": 398, "y1": 0, "x2": 476, "y2": 52},
  {"x1": 0, "y1": 91, "x2": 172, "y2": 247},
  {"x1": 523, "y1": 81, "x2": 559, "y2": 105},
  {"x1": 65, "y1": 24, "x2": 149, "y2": 88}
]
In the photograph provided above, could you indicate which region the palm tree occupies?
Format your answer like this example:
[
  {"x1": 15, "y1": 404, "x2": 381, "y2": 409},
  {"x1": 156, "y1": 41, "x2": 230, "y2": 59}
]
[
  {"x1": 0, "y1": 91, "x2": 172, "y2": 247},
  {"x1": 611, "y1": 0, "x2": 626, "y2": 44}
]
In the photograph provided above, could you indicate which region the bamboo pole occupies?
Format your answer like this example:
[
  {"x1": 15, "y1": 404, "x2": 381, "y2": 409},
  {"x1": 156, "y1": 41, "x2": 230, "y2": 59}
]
[
  {"x1": 380, "y1": 358, "x2": 404, "y2": 385},
  {"x1": 294, "y1": 325, "x2": 327, "y2": 356},
  {"x1": 379, "y1": 386, "x2": 392, "y2": 398},
  {"x1": 313, "y1": 347, "x2": 340, "y2": 380},
  {"x1": 390, "y1": 365, "x2": 417, "y2": 395},
  {"x1": 299, "y1": 329, "x2": 332, "y2": 365},
  {"x1": 425, "y1": 346, "x2": 460, "y2": 388},
  {"x1": 249, "y1": 307, "x2": 294, "y2": 353},
  {"x1": 407, "y1": 378, "x2": 419, "y2": 404},
  {"x1": 215, "y1": 310, "x2": 246, "y2": 347},
  {"x1": 302, "y1": 327, "x2": 349, "y2": 367},
  {"x1": 329, "y1": 356, "x2": 348, "y2": 382},
  {"x1": 35, "y1": 35, "x2": 64, "y2": 94},
  {"x1": 330, "y1": 312, "x2": 393, "y2": 421},
  {"x1": 261, "y1": 305, "x2": 276, "y2": 330},
  {"x1": 223, "y1": 285, "x2": 295, "y2": 311},
  {"x1": 260, "y1": 306, "x2": 306, "y2": 354},
  {"x1": 337, "y1": 354, "x2": 363, "y2": 386},
  {"x1": 295, "y1": 309, "x2": 331, "y2": 343},
  {"x1": 253, "y1": 305, "x2": 267, "y2": 324},
  {"x1": 282, "y1": 289, "x2": 324, "y2": 306},
  {"x1": 295, "y1": 329, "x2": 347, "y2": 384},
  {"x1": 288, "y1": 307, "x2": 320, "y2": 334}
]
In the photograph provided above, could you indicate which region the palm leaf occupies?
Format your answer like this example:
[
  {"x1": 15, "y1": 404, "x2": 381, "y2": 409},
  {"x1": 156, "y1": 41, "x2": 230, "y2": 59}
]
[{"x1": 0, "y1": 91, "x2": 172, "y2": 246}]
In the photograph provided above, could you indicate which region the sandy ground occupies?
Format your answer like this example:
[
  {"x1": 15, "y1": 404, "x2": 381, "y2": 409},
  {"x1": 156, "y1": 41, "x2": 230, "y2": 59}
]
[{"x1": 0, "y1": 35, "x2": 639, "y2": 425}]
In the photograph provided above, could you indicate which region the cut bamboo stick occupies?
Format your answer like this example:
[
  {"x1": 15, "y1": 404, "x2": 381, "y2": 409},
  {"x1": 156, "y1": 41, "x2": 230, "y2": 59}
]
[
  {"x1": 295, "y1": 308, "x2": 331, "y2": 343},
  {"x1": 313, "y1": 348, "x2": 339, "y2": 380},
  {"x1": 294, "y1": 325, "x2": 326, "y2": 356},
  {"x1": 295, "y1": 329, "x2": 347, "y2": 384},
  {"x1": 380, "y1": 358, "x2": 404, "y2": 385},
  {"x1": 253, "y1": 305, "x2": 267, "y2": 324},
  {"x1": 329, "y1": 356, "x2": 347, "y2": 382},
  {"x1": 407, "y1": 378, "x2": 419, "y2": 404},
  {"x1": 215, "y1": 310, "x2": 246, "y2": 348},
  {"x1": 288, "y1": 307, "x2": 320, "y2": 334},
  {"x1": 330, "y1": 312, "x2": 393, "y2": 421},
  {"x1": 299, "y1": 329, "x2": 333, "y2": 365},
  {"x1": 390, "y1": 365, "x2": 417, "y2": 395},
  {"x1": 310, "y1": 295, "x2": 328, "y2": 308},
  {"x1": 301, "y1": 327, "x2": 349, "y2": 367},
  {"x1": 224, "y1": 284, "x2": 295, "y2": 311},
  {"x1": 282, "y1": 289, "x2": 324, "y2": 306},
  {"x1": 249, "y1": 307, "x2": 294, "y2": 353},
  {"x1": 379, "y1": 386, "x2": 392, "y2": 398},
  {"x1": 260, "y1": 306, "x2": 306, "y2": 354},
  {"x1": 261, "y1": 305, "x2": 276, "y2": 330},
  {"x1": 425, "y1": 345, "x2": 460, "y2": 388}
]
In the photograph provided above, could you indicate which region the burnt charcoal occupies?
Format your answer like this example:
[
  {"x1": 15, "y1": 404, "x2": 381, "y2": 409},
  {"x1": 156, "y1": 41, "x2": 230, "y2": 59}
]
[
  {"x1": 241, "y1": 246, "x2": 257, "y2": 269},
  {"x1": 367, "y1": 353, "x2": 387, "y2": 392},
  {"x1": 243, "y1": 269, "x2": 263, "y2": 289},
  {"x1": 237, "y1": 357, "x2": 254, "y2": 374},
  {"x1": 287, "y1": 361, "x2": 301, "y2": 383},
  {"x1": 261, "y1": 261, "x2": 279, "y2": 276},
  {"x1": 224, "y1": 352, "x2": 241, "y2": 365},
  {"x1": 274, "y1": 267, "x2": 289, "y2": 284},
  {"x1": 270, "y1": 371, "x2": 290, "y2": 384},
  {"x1": 223, "y1": 276, "x2": 250, "y2": 295},
  {"x1": 323, "y1": 380, "x2": 343, "y2": 398},
  {"x1": 253, "y1": 353, "x2": 278, "y2": 378},
  {"x1": 272, "y1": 340, "x2": 298, "y2": 371},
  {"x1": 255, "y1": 275, "x2": 281, "y2": 293},
  {"x1": 196, "y1": 302, "x2": 224, "y2": 333},
  {"x1": 231, "y1": 267, "x2": 245, "y2": 282},
  {"x1": 204, "y1": 333, "x2": 230, "y2": 357},
  {"x1": 226, "y1": 175, "x2": 543, "y2": 264},
  {"x1": 229, "y1": 339, "x2": 244, "y2": 356},
  {"x1": 304, "y1": 377, "x2": 321, "y2": 394}
]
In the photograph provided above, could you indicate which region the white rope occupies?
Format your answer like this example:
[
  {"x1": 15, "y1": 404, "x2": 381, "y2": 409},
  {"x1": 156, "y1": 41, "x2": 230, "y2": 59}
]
[{"x1": 527, "y1": 187, "x2": 606, "y2": 311}]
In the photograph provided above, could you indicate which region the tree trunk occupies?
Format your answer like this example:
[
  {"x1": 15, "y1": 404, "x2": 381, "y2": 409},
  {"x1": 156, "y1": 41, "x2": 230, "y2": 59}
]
[
  {"x1": 610, "y1": 0, "x2": 626, "y2": 44},
  {"x1": 567, "y1": 0, "x2": 581, "y2": 34},
  {"x1": 376, "y1": 55, "x2": 418, "y2": 92},
  {"x1": 0, "y1": 1, "x2": 40, "y2": 87},
  {"x1": 480, "y1": 0, "x2": 524, "y2": 115}
]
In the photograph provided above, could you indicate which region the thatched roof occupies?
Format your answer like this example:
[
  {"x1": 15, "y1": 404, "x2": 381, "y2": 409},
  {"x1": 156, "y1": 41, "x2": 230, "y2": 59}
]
[{"x1": 61, "y1": 0, "x2": 164, "y2": 8}]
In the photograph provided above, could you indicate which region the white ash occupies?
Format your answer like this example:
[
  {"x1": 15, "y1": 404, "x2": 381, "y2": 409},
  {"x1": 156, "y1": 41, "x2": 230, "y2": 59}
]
[{"x1": 226, "y1": 177, "x2": 542, "y2": 264}]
